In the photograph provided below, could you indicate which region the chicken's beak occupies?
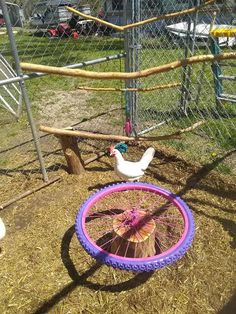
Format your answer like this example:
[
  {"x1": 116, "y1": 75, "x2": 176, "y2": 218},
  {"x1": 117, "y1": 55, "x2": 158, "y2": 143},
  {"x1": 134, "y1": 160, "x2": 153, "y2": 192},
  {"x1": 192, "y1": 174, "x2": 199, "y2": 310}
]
[{"x1": 109, "y1": 146, "x2": 115, "y2": 156}]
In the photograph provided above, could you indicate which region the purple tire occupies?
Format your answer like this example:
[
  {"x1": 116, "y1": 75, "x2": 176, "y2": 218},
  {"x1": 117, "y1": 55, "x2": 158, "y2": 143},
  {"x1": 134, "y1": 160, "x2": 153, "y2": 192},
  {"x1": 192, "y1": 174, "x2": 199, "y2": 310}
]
[{"x1": 75, "y1": 182, "x2": 195, "y2": 272}]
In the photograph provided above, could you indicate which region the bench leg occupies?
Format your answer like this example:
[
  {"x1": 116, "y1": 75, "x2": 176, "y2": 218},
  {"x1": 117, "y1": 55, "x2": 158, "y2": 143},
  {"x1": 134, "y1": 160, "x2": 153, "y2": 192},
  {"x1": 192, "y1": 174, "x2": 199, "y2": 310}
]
[{"x1": 58, "y1": 135, "x2": 85, "y2": 175}]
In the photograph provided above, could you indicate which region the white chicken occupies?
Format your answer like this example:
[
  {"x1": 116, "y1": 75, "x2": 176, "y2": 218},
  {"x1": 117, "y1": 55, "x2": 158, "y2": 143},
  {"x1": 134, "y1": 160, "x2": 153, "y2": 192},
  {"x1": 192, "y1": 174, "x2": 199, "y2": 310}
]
[
  {"x1": 109, "y1": 145, "x2": 155, "y2": 181},
  {"x1": 0, "y1": 218, "x2": 6, "y2": 240}
]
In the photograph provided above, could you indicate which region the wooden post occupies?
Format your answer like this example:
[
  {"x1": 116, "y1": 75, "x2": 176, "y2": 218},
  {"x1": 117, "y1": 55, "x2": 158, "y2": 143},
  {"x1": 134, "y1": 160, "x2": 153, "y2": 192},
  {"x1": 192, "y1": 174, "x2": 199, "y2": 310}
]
[
  {"x1": 111, "y1": 210, "x2": 156, "y2": 258},
  {"x1": 58, "y1": 135, "x2": 85, "y2": 175}
]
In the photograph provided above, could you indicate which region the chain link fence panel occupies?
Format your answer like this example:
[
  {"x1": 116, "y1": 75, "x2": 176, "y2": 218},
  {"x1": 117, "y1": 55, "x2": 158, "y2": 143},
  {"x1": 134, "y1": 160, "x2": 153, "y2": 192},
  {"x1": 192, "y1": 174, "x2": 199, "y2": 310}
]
[{"x1": 136, "y1": 0, "x2": 235, "y2": 149}]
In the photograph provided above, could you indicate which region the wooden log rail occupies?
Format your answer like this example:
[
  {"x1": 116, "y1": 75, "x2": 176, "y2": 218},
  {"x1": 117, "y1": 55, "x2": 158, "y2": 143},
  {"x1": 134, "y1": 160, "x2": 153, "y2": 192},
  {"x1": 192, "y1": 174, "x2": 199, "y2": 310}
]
[
  {"x1": 39, "y1": 121, "x2": 205, "y2": 175},
  {"x1": 40, "y1": 121, "x2": 205, "y2": 142},
  {"x1": 0, "y1": 177, "x2": 61, "y2": 210},
  {"x1": 71, "y1": 82, "x2": 181, "y2": 93},
  {"x1": 21, "y1": 53, "x2": 236, "y2": 81}
]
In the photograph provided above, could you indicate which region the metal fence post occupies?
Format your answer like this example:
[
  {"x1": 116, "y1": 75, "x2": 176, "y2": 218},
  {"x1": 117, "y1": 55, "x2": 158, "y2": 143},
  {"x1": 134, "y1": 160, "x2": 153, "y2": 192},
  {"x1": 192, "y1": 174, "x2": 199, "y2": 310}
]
[
  {"x1": 180, "y1": 0, "x2": 200, "y2": 115},
  {"x1": 0, "y1": 0, "x2": 48, "y2": 182},
  {"x1": 124, "y1": 0, "x2": 141, "y2": 136}
]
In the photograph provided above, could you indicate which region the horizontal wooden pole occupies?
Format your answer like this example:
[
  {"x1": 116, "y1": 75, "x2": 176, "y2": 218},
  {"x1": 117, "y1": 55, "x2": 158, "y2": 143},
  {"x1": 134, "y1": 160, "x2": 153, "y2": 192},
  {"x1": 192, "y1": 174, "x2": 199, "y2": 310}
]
[
  {"x1": 75, "y1": 82, "x2": 181, "y2": 92},
  {"x1": 0, "y1": 177, "x2": 61, "y2": 210},
  {"x1": 66, "y1": 1, "x2": 215, "y2": 32},
  {"x1": 39, "y1": 121, "x2": 205, "y2": 142},
  {"x1": 21, "y1": 52, "x2": 236, "y2": 80},
  {"x1": 84, "y1": 152, "x2": 107, "y2": 165}
]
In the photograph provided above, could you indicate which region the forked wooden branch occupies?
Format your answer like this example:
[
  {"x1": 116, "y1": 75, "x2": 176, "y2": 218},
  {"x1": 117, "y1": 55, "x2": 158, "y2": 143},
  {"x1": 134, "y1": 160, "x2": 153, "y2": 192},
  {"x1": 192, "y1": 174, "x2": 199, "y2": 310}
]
[
  {"x1": 66, "y1": 6, "x2": 122, "y2": 31},
  {"x1": 39, "y1": 121, "x2": 205, "y2": 142},
  {"x1": 66, "y1": 0, "x2": 215, "y2": 31},
  {"x1": 21, "y1": 52, "x2": 236, "y2": 80}
]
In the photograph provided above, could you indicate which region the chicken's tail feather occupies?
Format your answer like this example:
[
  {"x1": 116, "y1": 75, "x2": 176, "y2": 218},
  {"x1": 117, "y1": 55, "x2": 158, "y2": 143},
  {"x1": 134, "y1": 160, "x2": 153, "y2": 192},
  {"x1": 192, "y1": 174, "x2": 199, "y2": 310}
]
[{"x1": 140, "y1": 147, "x2": 155, "y2": 170}]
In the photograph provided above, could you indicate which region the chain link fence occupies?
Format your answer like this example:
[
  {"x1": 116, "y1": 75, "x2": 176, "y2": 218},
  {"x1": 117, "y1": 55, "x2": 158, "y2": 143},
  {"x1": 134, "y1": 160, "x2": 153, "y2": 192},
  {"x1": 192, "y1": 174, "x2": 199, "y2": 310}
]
[
  {"x1": 0, "y1": 0, "x2": 235, "y2": 205},
  {"x1": 130, "y1": 1, "x2": 235, "y2": 137}
]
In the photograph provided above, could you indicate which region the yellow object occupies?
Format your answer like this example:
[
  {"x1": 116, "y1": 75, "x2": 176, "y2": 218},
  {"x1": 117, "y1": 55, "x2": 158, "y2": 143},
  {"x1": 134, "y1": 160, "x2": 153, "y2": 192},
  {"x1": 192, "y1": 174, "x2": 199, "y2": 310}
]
[{"x1": 210, "y1": 28, "x2": 236, "y2": 38}]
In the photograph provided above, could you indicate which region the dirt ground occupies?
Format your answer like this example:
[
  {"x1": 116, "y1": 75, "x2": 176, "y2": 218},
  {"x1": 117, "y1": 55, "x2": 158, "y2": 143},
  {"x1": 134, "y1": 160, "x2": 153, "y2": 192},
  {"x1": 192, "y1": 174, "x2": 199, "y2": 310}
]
[
  {"x1": 36, "y1": 90, "x2": 92, "y2": 129},
  {"x1": 0, "y1": 141, "x2": 235, "y2": 314},
  {"x1": 35, "y1": 89, "x2": 124, "y2": 134}
]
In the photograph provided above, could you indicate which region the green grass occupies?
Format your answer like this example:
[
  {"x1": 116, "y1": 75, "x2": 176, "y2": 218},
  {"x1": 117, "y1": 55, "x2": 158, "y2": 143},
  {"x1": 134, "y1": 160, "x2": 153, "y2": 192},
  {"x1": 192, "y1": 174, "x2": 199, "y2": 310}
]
[
  {"x1": 202, "y1": 119, "x2": 236, "y2": 150},
  {"x1": 216, "y1": 163, "x2": 232, "y2": 175},
  {"x1": 0, "y1": 158, "x2": 8, "y2": 167}
]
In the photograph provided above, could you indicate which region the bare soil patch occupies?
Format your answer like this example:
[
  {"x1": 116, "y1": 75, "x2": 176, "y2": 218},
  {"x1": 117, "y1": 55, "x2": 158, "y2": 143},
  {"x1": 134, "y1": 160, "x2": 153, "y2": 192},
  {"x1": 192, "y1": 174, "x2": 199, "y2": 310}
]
[
  {"x1": 36, "y1": 89, "x2": 92, "y2": 128},
  {"x1": 35, "y1": 89, "x2": 124, "y2": 135}
]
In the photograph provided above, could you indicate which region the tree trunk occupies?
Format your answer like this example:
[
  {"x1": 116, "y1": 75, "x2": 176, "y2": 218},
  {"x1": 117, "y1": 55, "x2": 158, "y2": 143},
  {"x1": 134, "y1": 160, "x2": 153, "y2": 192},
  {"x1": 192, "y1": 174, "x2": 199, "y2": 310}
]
[
  {"x1": 110, "y1": 210, "x2": 156, "y2": 258},
  {"x1": 58, "y1": 135, "x2": 84, "y2": 175}
]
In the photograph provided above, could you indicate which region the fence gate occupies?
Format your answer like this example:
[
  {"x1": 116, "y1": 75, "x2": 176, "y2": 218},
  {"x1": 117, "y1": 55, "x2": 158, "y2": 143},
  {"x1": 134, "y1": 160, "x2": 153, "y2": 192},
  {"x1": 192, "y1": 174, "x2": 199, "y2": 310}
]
[{"x1": 0, "y1": 54, "x2": 22, "y2": 118}]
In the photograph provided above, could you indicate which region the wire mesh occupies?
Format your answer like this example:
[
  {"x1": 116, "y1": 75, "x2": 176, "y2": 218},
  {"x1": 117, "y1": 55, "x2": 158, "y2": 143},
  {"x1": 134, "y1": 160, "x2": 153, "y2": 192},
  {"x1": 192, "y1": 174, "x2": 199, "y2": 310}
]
[
  {"x1": 0, "y1": 0, "x2": 235, "y2": 205},
  {"x1": 135, "y1": 0, "x2": 236, "y2": 151}
]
